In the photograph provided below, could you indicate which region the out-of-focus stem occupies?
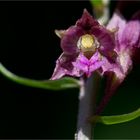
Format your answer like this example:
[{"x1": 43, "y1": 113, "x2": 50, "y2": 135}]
[
  {"x1": 75, "y1": 74, "x2": 97, "y2": 140},
  {"x1": 93, "y1": 0, "x2": 110, "y2": 25}
]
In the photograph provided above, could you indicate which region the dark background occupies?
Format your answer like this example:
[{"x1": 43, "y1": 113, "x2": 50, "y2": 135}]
[{"x1": 0, "y1": 0, "x2": 140, "y2": 139}]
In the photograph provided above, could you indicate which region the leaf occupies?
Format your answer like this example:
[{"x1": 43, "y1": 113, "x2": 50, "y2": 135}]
[
  {"x1": 0, "y1": 63, "x2": 80, "y2": 90},
  {"x1": 90, "y1": 108, "x2": 140, "y2": 125}
]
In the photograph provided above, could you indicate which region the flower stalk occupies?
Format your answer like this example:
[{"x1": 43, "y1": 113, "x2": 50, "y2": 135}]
[{"x1": 75, "y1": 74, "x2": 99, "y2": 140}]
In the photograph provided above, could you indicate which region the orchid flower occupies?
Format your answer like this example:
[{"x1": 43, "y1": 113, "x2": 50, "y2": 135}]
[
  {"x1": 51, "y1": 9, "x2": 140, "y2": 118},
  {"x1": 105, "y1": 11, "x2": 140, "y2": 83},
  {"x1": 95, "y1": 11, "x2": 140, "y2": 114},
  {"x1": 51, "y1": 9, "x2": 117, "y2": 80}
]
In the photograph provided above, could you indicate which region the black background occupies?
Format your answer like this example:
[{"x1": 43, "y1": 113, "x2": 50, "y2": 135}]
[
  {"x1": 0, "y1": 0, "x2": 140, "y2": 139},
  {"x1": 0, "y1": 1, "x2": 92, "y2": 139}
]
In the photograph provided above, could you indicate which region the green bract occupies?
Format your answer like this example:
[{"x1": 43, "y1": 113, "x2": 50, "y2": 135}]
[{"x1": 0, "y1": 63, "x2": 80, "y2": 90}]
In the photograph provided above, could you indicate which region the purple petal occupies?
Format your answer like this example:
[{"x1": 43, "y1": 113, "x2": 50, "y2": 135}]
[
  {"x1": 118, "y1": 49, "x2": 133, "y2": 75},
  {"x1": 101, "y1": 49, "x2": 132, "y2": 82},
  {"x1": 121, "y1": 20, "x2": 140, "y2": 47},
  {"x1": 72, "y1": 53, "x2": 89, "y2": 74},
  {"x1": 89, "y1": 52, "x2": 104, "y2": 74},
  {"x1": 91, "y1": 25, "x2": 116, "y2": 60},
  {"x1": 133, "y1": 12, "x2": 140, "y2": 48},
  {"x1": 106, "y1": 12, "x2": 126, "y2": 47},
  {"x1": 61, "y1": 26, "x2": 84, "y2": 55},
  {"x1": 51, "y1": 53, "x2": 81, "y2": 80},
  {"x1": 76, "y1": 9, "x2": 99, "y2": 30},
  {"x1": 73, "y1": 52, "x2": 104, "y2": 77}
]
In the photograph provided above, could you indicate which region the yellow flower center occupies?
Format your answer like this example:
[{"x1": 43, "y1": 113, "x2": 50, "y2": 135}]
[
  {"x1": 81, "y1": 34, "x2": 94, "y2": 49},
  {"x1": 77, "y1": 34, "x2": 100, "y2": 59}
]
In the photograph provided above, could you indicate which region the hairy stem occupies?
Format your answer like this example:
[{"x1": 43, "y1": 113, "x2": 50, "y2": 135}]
[{"x1": 75, "y1": 74, "x2": 98, "y2": 140}]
